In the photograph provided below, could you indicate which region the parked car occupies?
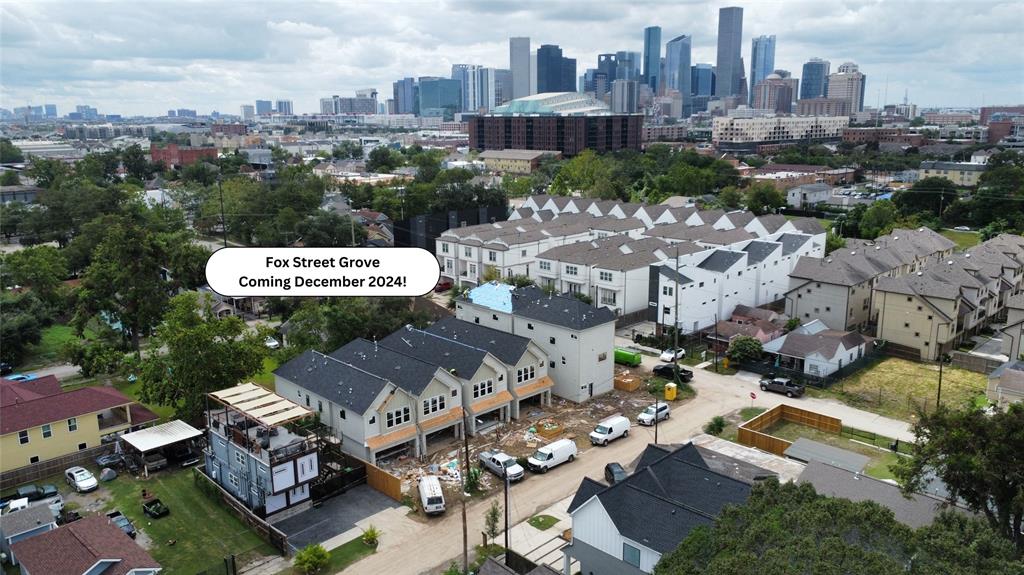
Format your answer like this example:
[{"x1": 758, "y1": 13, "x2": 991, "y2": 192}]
[
  {"x1": 526, "y1": 439, "x2": 578, "y2": 473},
  {"x1": 417, "y1": 475, "x2": 446, "y2": 516},
  {"x1": 16, "y1": 484, "x2": 43, "y2": 501},
  {"x1": 637, "y1": 403, "x2": 670, "y2": 426},
  {"x1": 39, "y1": 485, "x2": 63, "y2": 517},
  {"x1": 953, "y1": 226, "x2": 971, "y2": 231},
  {"x1": 589, "y1": 415, "x2": 630, "y2": 446},
  {"x1": 434, "y1": 280, "x2": 453, "y2": 293},
  {"x1": 264, "y1": 336, "x2": 280, "y2": 350},
  {"x1": 652, "y1": 363, "x2": 693, "y2": 382},
  {"x1": 478, "y1": 450, "x2": 525, "y2": 481},
  {"x1": 95, "y1": 453, "x2": 126, "y2": 469},
  {"x1": 613, "y1": 348, "x2": 642, "y2": 367},
  {"x1": 604, "y1": 463, "x2": 628, "y2": 485},
  {"x1": 659, "y1": 348, "x2": 686, "y2": 362},
  {"x1": 759, "y1": 375, "x2": 806, "y2": 398},
  {"x1": 65, "y1": 467, "x2": 98, "y2": 493},
  {"x1": 106, "y1": 510, "x2": 136, "y2": 539},
  {"x1": 0, "y1": 362, "x2": 13, "y2": 375},
  {"x1": 6, "y1": 373, "x2": 37, "y2": 382}
]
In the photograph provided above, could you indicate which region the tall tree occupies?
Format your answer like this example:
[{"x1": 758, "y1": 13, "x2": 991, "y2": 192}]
[
  {"x1": 3, "y1": 245, "x2": 68, "y2": 305},
  {"x1": 0, "y1": 139, "x2": 24, "y2": 163},
  {"x1": 137, "y1": 292, "x2": 269, "y2": 420},
  {"x1": 895, "y1": 403, "x2": 1024, "y2": 552},
  {"x1": 25, "y1": 157, "x2": 71, "y2": 189},
  {"x1": 0, "y1": 291, "x2": 48, "y2": 364},
  {"x1": 743, "y1": 182, "x2": 785, "y2": 215},
  {"x1": 297, "y1": 211, "x2": 366, "y2": 247},
  {"x1": 858, "y1": 199, "x2": 900, "y2": 239},
  {"x1": 121, "y1": 144, "x2": 151, "y2": 181},
  {"x1": 894, "y1": 177, "x2": 958, "y2": 217},
  {"x1": 0, "y1": 170, "x2": 19, "y2": 185}
]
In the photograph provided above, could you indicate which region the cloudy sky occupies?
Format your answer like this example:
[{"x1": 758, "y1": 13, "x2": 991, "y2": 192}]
[{"x1": 2, "y1": 0, "x2": 1022, "y2": 117}]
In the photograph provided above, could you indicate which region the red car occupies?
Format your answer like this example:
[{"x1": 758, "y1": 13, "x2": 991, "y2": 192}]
[{"x1": 434, "y1": 280, "x2": 453, "y2": 293}]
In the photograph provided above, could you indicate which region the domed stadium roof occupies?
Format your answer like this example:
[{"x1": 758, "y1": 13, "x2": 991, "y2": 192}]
[{"x1": 490, "y1": 92, "x2": 612, "y2": 116}]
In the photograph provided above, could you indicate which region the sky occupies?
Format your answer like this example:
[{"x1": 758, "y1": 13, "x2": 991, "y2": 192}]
[{"x1": 2, "y1": 0, "x2": 1022, "y2": 117}]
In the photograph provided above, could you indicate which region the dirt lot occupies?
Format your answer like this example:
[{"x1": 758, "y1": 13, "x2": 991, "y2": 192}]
[{"x1": 380, "y1": 366, "x2": 695, "y2": 513}]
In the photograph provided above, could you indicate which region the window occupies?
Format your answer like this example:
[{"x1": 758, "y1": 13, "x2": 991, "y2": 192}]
[
  {"x1": 340, "y1": 409, "x2": 346, "y2": 420},
  {"x1": 452, "y1": 388, "x2": 458, "y2": 398},
  {"x1": 550, "y1": 360, "x2": 555, "y2": 368},
  {"x1": 924, "y1": 341, "x2": 930, "y2": 346},
  {"x1": 41, "y1": 424, "x2": 52, "y2": 439},
  {"x1": 441, "y1": 243, "x2": 449, "y2": 253},
  {"x1": 78, "y1": 443, "x2": 87, "y2": 450},
  {"x1": 521, "y1": 250, "x2": 526, "y2": 257},
  {"x1": 18, "y1": 430, "x2": 29, "y2": 444},
  {"x1": 517, "y1": 365, "x2": 536, "y2": 383},
  {"x1": 30, "y1": 456, "x2": 39, "y2": 464},
  {"x1": 305, "y1": 394, "x2": 310, "y2": 407},
  {"x1": 469, "y1": 264, "x2": 477, "y2": 275},
  {"x1": 386, "y1": 407, "x2": 411, "y2": 428},
  {"x1": 464, "y1": 247, "x2": 472, "y2": 257},
  {"x1": 814, "y1": 307, "x2": 820, "y2": 313},
  {"x1": 67, "y1": 417, "x2": 78, "y2": 432},
  {"x1": 599, "y1": 271, "x2": 613, "y2": 282},
  {"x1": 228, "y1": 473, "x2": 240, "y2": 489},
  {"x1": 565, "y1": 265, "x2": 578, "y2": 276},
  {"x1": 816, "y1": 283, "x2": 822, "y2": 288},
  {"x1": 907, "y1": 296, "x2": 913, "y2": 302},
  {"x1": 598, "y1": 352, "x2": 607, "y2": 361},
  {"x1": 915, "y1": 332, "x2": 920, "y2": 337},
  {"x1": 492, "y1": 314, "x2": 498, "y2": 321},
  {"x1": 539, "y1": 260, "x2": 551, "y2": 271},
  {"x1": 369, "y1": 415, "x2": 376, "y2": 425},
  {"x1": 662, "y1": 286, "x2": 673, "y2": 296},
  {"x1": 825, "y1": 306, "x2": 831, "y2": 312},
  {"x1": 917, "y1": 306, "x2": 923, "y2": 311},
  {"x1": 473, "y1": 379, "x2": 494, "y2": 398},
  {"x1": 699, "y1": 282, "x2": 705, "y2": 288},
  {"x1": 549, "y1": 336, "x2": 556, "y2": 344},
  {"x1": 527, "y1": 323, "x2": 534, "y2": 330},
  {"x1": 234, "y1": 450, "x2": 246, "y2": 466},
  {"x1": 317, "y1": 400, "x2": 323, "y2": 413},
  {"x1": 623, "y1": 543, "x2": 641, "y2": 567},
  {"x1": 562, "y1": 356, "x2": 566, "y2": 365},
  {"x1": 423, "y1": 395, "x2": 446, "y2": 416},
  {"x1": 663, "y1": 306, "x2": 671, "y2": 315},
  {"x1": 904, "y1": 322, "x2": 910, "y2": 328},
  {"x1": 488, "y1": 251, "x2": 497, "y2": 262}
]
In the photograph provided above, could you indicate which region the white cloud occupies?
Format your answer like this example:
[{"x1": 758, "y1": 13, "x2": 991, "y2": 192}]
[{"x1": 0, "y1": 0, "x2": 1021, "y2": 116}]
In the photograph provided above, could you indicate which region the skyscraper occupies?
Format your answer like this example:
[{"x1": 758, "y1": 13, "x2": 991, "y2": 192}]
[
  {"x1": 643, "y1": 26, "x2": 662, "y2": 93},
  {"x1": 510, "y1": 37, "x2": 531, "y2": 100},
  {"x1": 561, "y1": 58, "x2": 577, "y2": 93},
  {"x1": 752, "y1": 74, "x2": 793, "y2": 113},
  {"x1": 597, "y1": 54, "x2": 618, "y2": 94},
  {"x1": 827, "y1": 62, "x2": 867, "y2": 112},
  {"x1": 418, "y1": 77, "x2": 462, "y2": 119},
  {"x1": 255, "y1": 100, "x2": 273, "y2": 115},
  {"x1": 452, "y1": 64, "x2": 484, "y2": 112},
  {"x1": 616, "y1": 51, "x2": 641, "y2": 81},
  {"x1": 611, "y1": 80, "x2": 639, "y2": 113},
  {"x1": 240, "y1": 105, "x2": 254, "y2": 120},
  {"x1": 44, "y1": 104, "x2": 57, "y2": 118},
  {"x1": 537, "y1": 44, "x2": 575, "y2": 92},
  {"x1": 800, "y1": 58, "x2": 831, "y2": 100},
  {"x1": 749, "y1": 35, "x2": 776, "y2": 104},
  {"x1": 393, "y1": 77, "x2": 418, "y2": 115},
  {"x1": 715, "y1": 6, "x2": 744, "y2": 98},
  {"x1": 664, "y1": 35, "x2": 692, "y2": 115},
  {"x1": 691, "y1": 64, "x2": 715, "y2": 96},
  {"x1": 275, "y1": 100, "x2": 293, "y2": 115}
]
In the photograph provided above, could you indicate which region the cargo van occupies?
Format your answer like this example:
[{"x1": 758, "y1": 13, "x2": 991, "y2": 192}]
[
  {"x1": 527, "y1": 438, "x2": 578, "y2": 473},
  {"x1": 589, "y1": 415, "x2": 630, "y2": 446},
  {"x1": 418, "y1": 475, "x2": 445, "y2": 515},
  {"x1": 614, "y1": 348, "x2": 642, "y2": 367}
]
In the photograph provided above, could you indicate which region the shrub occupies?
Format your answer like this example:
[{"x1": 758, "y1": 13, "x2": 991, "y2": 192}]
[
  {"x1": 293, "y1": 543, "x2": 329, "y2": 575},
  {"x1": 484, "y1": 500, "x2": 501, "y2": 543},
  {"x1": 361, "y1": 524, "x2": 382, "y2": 547},
  {"x1": 726, "y1": 336, "x2": 763, "y2": 363},
  {"x1": 703, "y1": 416, "x2": 727, "y2": 436}
]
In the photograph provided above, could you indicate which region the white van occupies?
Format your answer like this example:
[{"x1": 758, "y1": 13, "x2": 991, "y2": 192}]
[
  {"x1": 527, "y1": 438, "x2": 578, "y2": 473},
  {"x1": 418, "y1": 475, "x2": 446, "y2": 515},
  {"x1": 589, "y1": 415, "x2": 630, "y2": 446}
]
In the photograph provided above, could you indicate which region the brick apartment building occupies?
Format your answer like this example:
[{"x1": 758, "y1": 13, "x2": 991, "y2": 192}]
[
  {"x1": 150, "y1": 143, "x2": 218, "y2": 168},
  {"x1": 210, "y1": 123, "x2": 247, "y2": 136},
  {"x1": 842, "y1": 127, "x2": 925, "y2": 146}
]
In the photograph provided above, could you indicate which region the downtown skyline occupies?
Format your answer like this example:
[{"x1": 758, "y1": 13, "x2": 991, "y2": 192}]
[{"x1": 2, "y1": 0, "x2": 1021, "y2": 116}]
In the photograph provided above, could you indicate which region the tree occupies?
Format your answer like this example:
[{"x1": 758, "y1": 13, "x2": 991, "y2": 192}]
[
  {"x1": 366, "y1": 146, "x2": 402, "y2": 173},
  {"x1": 743, "y1": 182, "x2": 785, "y2": 215},
  {"x1": 484, "y1": 500, "x2": 501, "y2": 544},
  {"x1": 654, "y1": 480, "x2": 1019, "y2": 575},
  {"x1": 482, "y1": 265, "x2": 502, "y2": 283},
  {"x1": 0, "y1": 170, "x2": 19, "y2": 185},
  {"x1": 297, "y1": 212, "x2": 366, "y2": 247},
  {"x1": 894, "y1": 403, "x2": 1024, "y2": 553},
  {"x1": 293, "y1": 543, "x2": 330, "y2": 575},
  {"x1": 784, "y1": 317, "x2": 801, "y2": 332},
  {"x1": 825, "y1": 229, "x2": 847, "y2": 253},
  {"x1": 0, "y1": 291, "x2": 48, "y2": 364},
  {"x1": 0, "y1": 139, "x2": 24, "y2": 163},
  {"x1": 25, "y1": 157, "x2": 70, "y2": 189},
  {"x1": 181, "y1": 162, "x2": 218, "y2": 186},
  {"x1": 137, "y1": 292, "x2": 268, "y2": 420},
  {"x1": 550, "y1": 150, "x2": 614, "y2": 197},
  {"x1": 3, "y1": 245, "x2": 68, "y2": 305},
  {"x1": 702, "y1": 416, "x2": 726, "y2": 435},
  {"x1": 717, "y1": 186, "x2": 743, "y2": 210},
  {"x1": 858, "y1": 199, "x2": 899, "y2": 239},
  {"x1": 725, "y1": 336, "x2": 762, "y2": 363},
  {"x1": 894, "y1": 177, "x2": 958, "y2": 217},
  {"x1": 160, "y1": 234, "x2": 211, "y2": 291},
  {"x1": 121, "y1": 144, "x2": 151, "y2": 181},
  {"x1": 74, "y1": 222, "x2": 169, "y2": 351},
  {"x1": 0, "y1": 201, "x2": 28, "y2": 241}
]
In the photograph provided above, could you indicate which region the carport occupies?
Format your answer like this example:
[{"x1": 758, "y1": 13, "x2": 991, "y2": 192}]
[{"x1": 120, "y1": 420, "x2": 204, "y2": 476}]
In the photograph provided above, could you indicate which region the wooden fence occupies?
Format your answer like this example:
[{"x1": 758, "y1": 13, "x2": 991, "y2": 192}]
[
  {"x1": 737, "y1": 404, "x2": 843, "y2": 456},
  {"x1": 365, "y1": 461, "x2": 402, "y2": 501},
  {"x1": 1, "y1": 443, "x2": 114, "y2": 489},
  {"x1": 950, "y1": 351, "x2": 1002, "y2": 374}
]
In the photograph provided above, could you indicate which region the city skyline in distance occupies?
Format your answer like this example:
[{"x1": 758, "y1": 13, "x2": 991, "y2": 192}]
[{"x1": 1, "y1": 0, "x2": 1021, "y2": 116}]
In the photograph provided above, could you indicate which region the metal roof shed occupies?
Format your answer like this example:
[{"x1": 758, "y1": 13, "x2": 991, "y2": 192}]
[
  {"x1": 120, "y1": 420, "x2": 203, "y2": 453},
  {"x1": 783, "y1": 437, "x2": 870, "y2": 473}
]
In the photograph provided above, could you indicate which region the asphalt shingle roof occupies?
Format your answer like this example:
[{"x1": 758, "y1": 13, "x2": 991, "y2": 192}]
[
  {"x1": 275, "y1": 348, "x2": 389, "y2": 414},
  {"x1": 742, "y1": 241, "x2": 780, "y2": 264},
  {"x1": 699, "y1": 250, "x2": 746, "y2": 272},
  {"x1": 380, "y1": 324, "x2": 490, "y2": 379},
  {"x1": 331, "y1": 338, "x2": 443, "y2": 397},
  {"x1": 510, "y1": 286, "x2": 617, "y2": 330},
  {"x1": 10, "y1": 515, "x2": 160, "y2": 575},
  {"x1": 425, "y1": 317, "x2": 531, "y2": 367},
  {"x1": 0, "y1": 506, "x2": 56, "y2": 537}
]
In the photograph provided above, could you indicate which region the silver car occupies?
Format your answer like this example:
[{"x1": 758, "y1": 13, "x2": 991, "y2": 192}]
[{"x1": 637, "y1": 403, "x2": 670, "y2": 426}]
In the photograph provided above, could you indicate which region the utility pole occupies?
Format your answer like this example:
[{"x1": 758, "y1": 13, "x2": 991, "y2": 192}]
[
  {"x1": 350, "y1": 215, "x2": 356, "y2": 246},
  {"x1": 713, "y1": 313, "x2": 720, "y2": 371},
  {"x1": 461, "y1": 415, "x2": 470, "y2": 574},
  {"x1": 218, "y1": 179, "x2": 228, "y2": 248},
  {"x1": 503, "y1": 473, "x2": 510, "y2": 552}
]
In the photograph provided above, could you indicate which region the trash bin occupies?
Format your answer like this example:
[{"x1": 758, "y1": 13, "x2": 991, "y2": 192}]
[{"x1": 665, "y1": 383, "x2": 677, "y2": 401}]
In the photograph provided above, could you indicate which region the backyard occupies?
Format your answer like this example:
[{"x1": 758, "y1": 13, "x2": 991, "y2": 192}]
[
  {"x1": 939, "y1": 229, "x2": 981, "y2": 250},
  {"x1": 808, "y1": 357, "x2": 987, "y2": 421},
  {"x1": 762, "y1": 419, "x2": 906, "y2": 480},
  {"x1": 17, "y1": 325, "x2": 93, "y2": 370}
]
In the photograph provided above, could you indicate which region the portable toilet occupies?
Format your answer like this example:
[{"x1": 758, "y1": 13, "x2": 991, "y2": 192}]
[{"x1": 664, "y1": 382, "x2": 677, "y2": 401}]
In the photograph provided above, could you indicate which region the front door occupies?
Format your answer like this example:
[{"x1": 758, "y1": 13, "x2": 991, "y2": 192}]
[{"x1": 588, "y1": 383, "x2": 593, "y2": 397}]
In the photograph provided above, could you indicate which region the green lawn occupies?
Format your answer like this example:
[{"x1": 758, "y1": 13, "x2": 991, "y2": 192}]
[
  {"x1": 277, "y1": 538, "x2": 376, "y2": 575},
  {"x1": 252, "y1": 356, "x2": 279, "y2": 390},
  {"x1": 113, "y1": 376, "x2": 176, "y2": 422},
  {"x1": 18, "y1": 324, "x2": 92, "y2": 369},
  {"x1": 645, "y1": 377, "x2": 696, "y2": 402},
  {"x1": 739, "y1": 407, "x2": 767, "y2": 422},
  {"x1": 940, "y1": 229, "x2": 980, "y2": 250},
  {"x1": 527, "y1": 514, "x2": 559, "y2": 531},
  {"x1": 102, "y1": 468, "x2": 278, "y2": 574},
  {"x1": 816, "y1": 357, "x2": 987, "y2": 421},
  {"x1": 765, "y1": 420, "x2": 906, "y2": 481}
]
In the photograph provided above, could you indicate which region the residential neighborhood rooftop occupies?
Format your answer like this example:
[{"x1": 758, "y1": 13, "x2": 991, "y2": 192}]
[{"x1": 10, "y1": 514, "x2": 161, "y2": 575}]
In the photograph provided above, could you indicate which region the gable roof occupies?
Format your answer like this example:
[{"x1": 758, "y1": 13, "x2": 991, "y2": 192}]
[
  {"x1": 698, "y1": 250, "x2": 745, "y2": 272},
  {"x1": 425, "y1": 317, "x2": 531, "y2": 367},
  {"x1": 330, "y1": 339, "x2": 445, "y2": 397},
  {"x1": 380, "y1": 324, "x2": 490, "y2": 379},
  {"x1": 508, "y1": 286, "x2": 616, "y2": 330},
  {"x1": 0, "y1": 505, "x2": 57, "y2": 537},
  {"x1": 788, "y1": 217, "x2": 826, "y2": 235},
  {"x1": 0, "y1": 375, "x2": 62, "y2": 407},
  {"x1": 742, "y1": 241, "x2": 780, "y2": 264},
  {"x1": 764, "y1": 329, "x2": 867, "y2": 360},
  {"x1": 10, "y1": 514, "x2": 160, "y2": 575},
  {"x1": 1, "y1": 383, "x2": 153, "y2": 435},
  {"x1": 755, "y1": 214, "x2": 789, "y2": 234},
  {"x1": 275, "y1": 348, "x2": 390, "y2": 414}
]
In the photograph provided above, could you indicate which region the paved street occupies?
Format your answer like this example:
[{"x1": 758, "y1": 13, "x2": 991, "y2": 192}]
[{"x1": 342, "y1": 363, "x2": 915, "y2": 574}]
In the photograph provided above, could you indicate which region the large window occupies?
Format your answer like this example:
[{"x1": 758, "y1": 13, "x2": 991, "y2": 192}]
[
  {"x1": 422, "y1": 394, "x2": 447, "y2": 416},
  {"x1": 67, "y1": 417, "x2": 78, "y2": 432},
  {"x1": 473, "y1": 379, "x2": 494, "y2": 399},
  {"x1": 441, "y1": 243, "x2": 449, "y2": 253},
  {"x1": 488, "y1": 251, "x2": 497, "y2": 262},
  {"x1": 464, "y1": 247, "x2": 472, "y2": 257},
  {"x1": 565, "y1": 265, "x2": 578, "y2": 276},
  {"x1": 599, "y1": 271, "x2": 613, "y2": 282},
  {"x1": 18, "y1": 430, "x2": 29, "y2": 444},
  {"x1": 623, "y1": 543, "x2": 641, "y2": 567},
  {"x1": 516, "y1": 366, "x2": 536, "y2": 383},
  {"x1": 41, "y1": 424, "x2": 52, "y2": 439},
  {"x1": 386, "y1": 407, "x2": 411, "y2": 428},
  {"x1": 539, "y1": 260, "x2": 551, "y2": 271}
]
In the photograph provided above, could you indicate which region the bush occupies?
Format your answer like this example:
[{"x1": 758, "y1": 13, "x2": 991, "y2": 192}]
[
  {"x1": 703, "y1": 416, "x2": 727, "y2": 436},
  {"x1": 726, "y1": 336, "x2": 763, "y2": 363},
  {"x1": 293, "y1": 543, "x2": 329, "y2": 575},
  {"x1": 361, "y1": 524, "x2": 381, "y2": 547}
]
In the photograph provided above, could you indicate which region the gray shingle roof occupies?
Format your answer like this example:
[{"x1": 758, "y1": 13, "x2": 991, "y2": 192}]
[
  {"x1": 380, "y1": 325, "x2": 488, "y2": 380},
  {"x1": 788, "y1": 217, "x2": 826, "y2": 235},
  {"x1": 699, "y1": 250, "x2": 746, "y2": 272},
  {"x1": 511, "y1": 286, "x2": 617, "y2": 330},
  {"x1": 274, "y1": 348, "x2": 388, "y2": 414},
  {"x1": 425, "y1": 317, "x2": 530, "y2": 367},
  {"x1": 658, "y1": 264, "x2": 694, "y2": 285},
  {"x1": 0, "y1": 505, "x2": 56, "y2": 537},
  {"x1": 756, "y1": 214, "x2": 789, "y2": 234},
  {"x1": 330, "y1": 338, "x2": 445, "y2": 398},
  {"x1": 743, "y1": 241, "x2": 780, "y2": 264},
  {"x1": 777, "y1": 233, "x2": 812, "y2": 256}
]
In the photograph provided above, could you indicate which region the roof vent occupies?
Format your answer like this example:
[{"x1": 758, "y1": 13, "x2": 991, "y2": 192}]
[{"x1": 917, "y1": 272, "x2": 923, "y2": 276}]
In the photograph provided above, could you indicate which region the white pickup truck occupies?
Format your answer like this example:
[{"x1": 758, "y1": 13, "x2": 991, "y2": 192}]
[{"x1": 478, "y1": 450, "x2": 525, "y2": 482}]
